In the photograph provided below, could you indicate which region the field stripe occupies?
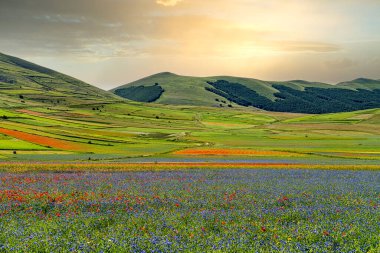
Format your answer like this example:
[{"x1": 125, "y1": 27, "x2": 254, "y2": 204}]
[
  {"x1": 0, "y1": 128, "x2": 84, "y2": 151},
  {"x1": 174, "y1": 149, "x2": 299, "y2": 156}
]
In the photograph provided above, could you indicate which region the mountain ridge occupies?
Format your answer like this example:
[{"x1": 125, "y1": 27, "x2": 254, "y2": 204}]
[
  {"x1": 111, "y1": 72, "x2": 380, "y2": 114},
  {"x1": 1, "y1": 52, "x2": 379, "y2": 114}
]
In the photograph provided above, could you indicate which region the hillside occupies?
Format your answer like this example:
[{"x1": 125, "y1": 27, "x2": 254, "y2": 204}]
[
  {"x1": 336, "y1": 78, "x2": 380, "y2": 90},
  {"x1": 112, "y1": 73, "x2": 380, "y2": 114},
  {"x1": 112, "y1": 72, "x2": 226, "y2": 106},
  {"x1": 0, "y1": 52, "x2": 121, "y2": 108},
  {"x1": 0, "y1": 98, "x2": 379, "y2": 163},
  {"x1": 0, "y1": 53, "x2": 379, "y2": 163}
]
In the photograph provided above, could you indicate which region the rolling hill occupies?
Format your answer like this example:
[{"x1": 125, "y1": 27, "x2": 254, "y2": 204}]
[
  {"x1": 0, "y1": 52, "x2": 121, "y2": 108},
  {"x1": 0, "y1": 53, "x2": 379, "y2": 163},
  {"x1": 112, "y1": 72, "x2": 380, "y2": 114}
]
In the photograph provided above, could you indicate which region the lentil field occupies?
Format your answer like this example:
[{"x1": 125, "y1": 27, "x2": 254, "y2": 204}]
[{"x1": 0, "y1": 169, "x2": 379, "y2": 252}]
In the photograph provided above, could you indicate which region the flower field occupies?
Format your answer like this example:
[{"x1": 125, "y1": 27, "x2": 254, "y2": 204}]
[{"x1": 0, "y1": 169, "x2": 379, "y2": 252}]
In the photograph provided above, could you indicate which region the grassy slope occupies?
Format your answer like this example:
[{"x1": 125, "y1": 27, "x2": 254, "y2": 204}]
[
  {"x1": 0, "y1": 52, "x2": 121, "y2": 107},
  {"x1": 112, "y1": 72, "x2": 380, "y2": 107},
  {"x1": 336, "y1": 78, "x2": 380, "y2": 90},
  {"x1": 112, "y1": 72, "x2": 230, "y2": 106}
]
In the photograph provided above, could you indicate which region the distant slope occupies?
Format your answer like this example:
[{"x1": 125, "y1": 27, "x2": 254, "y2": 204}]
[
  {"x1": 336, "y1": 78, "x2": 380, "y2": 90},
  {"x1": 112, "y1": 73, "x2": 380, "y2": 114},
  {"x1": 0, "y1": 52, "x2": 121, "y2": 107}
]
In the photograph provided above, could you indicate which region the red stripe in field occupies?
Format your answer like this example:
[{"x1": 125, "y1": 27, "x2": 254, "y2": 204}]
[
  {"x1": 174, "y1": 149, "x2": 292, "y2": 156},
  {"x1": 16, "y1": 109, "x2": 45, "y2": 116},
  {"x1": 0, "y1": 128, "x2": 83, "y2": 151}
]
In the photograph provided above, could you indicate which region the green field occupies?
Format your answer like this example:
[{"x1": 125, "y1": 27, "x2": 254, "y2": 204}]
[{"x1": 0, "y1": 101, "x2": 379, "y2": 163}]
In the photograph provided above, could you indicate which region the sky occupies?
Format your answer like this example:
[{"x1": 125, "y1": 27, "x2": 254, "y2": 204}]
[{"x1": 0, "y1": 0, "x2": 379, "y2": 90}]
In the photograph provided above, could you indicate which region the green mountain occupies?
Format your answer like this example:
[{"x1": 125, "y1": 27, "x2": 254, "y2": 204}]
[
  {"x1": 112, "y1": 73, "x2": 380, "y2": 114},
  {"x1": 111, "y1": 72, "x2": 226, "y2": 106},
  {"x1": 1, "y1": 51, "x2": 379, "y2": 114},
  {"x1": 0, "y1": 52, "x2": 121, "y2": 108},
  {"x1": 336, "y1": 78, "x2": 380, "y2": 90}
]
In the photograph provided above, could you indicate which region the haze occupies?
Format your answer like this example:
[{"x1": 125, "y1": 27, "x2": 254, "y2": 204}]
[{"x1": 0, "y1": 0, "x2": 379, "y2": 89}]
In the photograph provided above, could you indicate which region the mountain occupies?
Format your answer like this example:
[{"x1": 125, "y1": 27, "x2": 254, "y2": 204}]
[
  {"x1": 0, "y1": 52, "x2": 121, "y2": 108},
  {"x1": 111, "y1": 72, "x2": 224, "y2": 106},
  {"x1": 111, "y1": 73, "x2": 380, "y2": 114},
  {"x1": 2, "y1": 52, "x2": 379, "y2": 114},
  {"x1": 336, "y1": 78, "x2": 380, "y2": 90}
]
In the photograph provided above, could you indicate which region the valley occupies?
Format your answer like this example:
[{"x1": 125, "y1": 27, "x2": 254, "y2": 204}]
[{"x1": 0, "y1": 53, "x2": 379, "y2": 164}]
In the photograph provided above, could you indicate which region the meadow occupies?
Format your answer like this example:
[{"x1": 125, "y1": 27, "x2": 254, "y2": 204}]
[
  {"x1": 0, "y1": 101, "x2": 380, "y2": 164},
  {"x1": 0, "y1": 168, "x2": 378, "y2": 252},
  {"x1": 1, "y1": 52, "x2": 380, "y2": 252}
]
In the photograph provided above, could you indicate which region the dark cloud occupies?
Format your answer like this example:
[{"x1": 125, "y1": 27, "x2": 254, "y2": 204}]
[
  {"x1": 0, "y1": 0, "x2": 378, "y2": 86},
  {"x1": 0, "y1": 0, "x2": 156, "y2": 56}
]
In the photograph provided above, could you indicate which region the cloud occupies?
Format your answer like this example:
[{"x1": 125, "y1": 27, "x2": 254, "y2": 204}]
[
  {"x1": 274, "y1": 41, "x2": 341, "y2": 53},
  {"x1": 156, "y1": 0, "x2": 183, "y2": 7},
  {"x1": 0, "y1": 0, "x2": 379, "y2": 86},
  {"x1": 324, "y1": 58, "x2": 357, "y2": 69}
]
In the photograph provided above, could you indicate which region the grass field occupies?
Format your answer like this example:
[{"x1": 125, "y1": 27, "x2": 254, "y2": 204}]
[{"x1": 0, "y1": 102, "x2": 379, "y2": 163}]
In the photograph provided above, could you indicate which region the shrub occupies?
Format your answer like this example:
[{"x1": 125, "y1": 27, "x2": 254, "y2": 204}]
[{"x1": 114, "y1": 84, "x2": 164, "y2": 102}]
